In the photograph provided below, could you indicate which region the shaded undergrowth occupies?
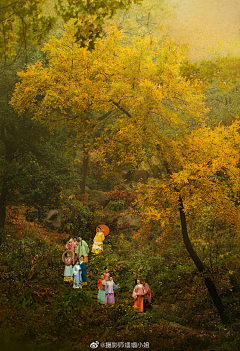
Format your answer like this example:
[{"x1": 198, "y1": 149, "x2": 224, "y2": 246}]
[{"x1": 0, "y1": 217, "x2": 240, "y2": 351}]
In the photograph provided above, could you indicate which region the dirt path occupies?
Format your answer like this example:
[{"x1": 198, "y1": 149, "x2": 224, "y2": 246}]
[{"x1": 152, "y1": 304, "x2": 207, "y2": 335}]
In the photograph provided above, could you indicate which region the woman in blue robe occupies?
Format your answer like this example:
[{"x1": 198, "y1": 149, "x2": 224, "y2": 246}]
[
  {"x1": 79, "y1": 255, "x2": 88, "y2": 286},
  {"x1": 73, "y1": 261, "x2": 82, "y2": 288}
]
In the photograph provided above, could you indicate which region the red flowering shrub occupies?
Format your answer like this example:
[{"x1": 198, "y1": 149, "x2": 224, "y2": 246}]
[{"x1": 106, "y1": 183, "x2": 136, "y2": 207}]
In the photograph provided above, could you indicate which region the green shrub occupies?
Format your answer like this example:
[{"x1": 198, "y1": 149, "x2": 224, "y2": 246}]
[
  {"x1": 0, "y1": 233, "x2": 62, "y2": 307},
  {"x1": 106, "y1": 200, "x2": 124, "y2": 212},
  {"x1": 61, "y1": 198, "x2": 93, "y2": 236}
]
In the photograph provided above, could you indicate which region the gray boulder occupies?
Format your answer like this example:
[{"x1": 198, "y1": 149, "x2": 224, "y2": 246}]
[{"x1": 88, "y1": 190, "x2": 108, "y2": 207}]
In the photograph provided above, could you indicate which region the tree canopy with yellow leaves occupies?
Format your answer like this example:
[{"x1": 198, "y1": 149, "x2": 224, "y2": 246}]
[{"x1": 10, "y1": 22, "x2": 206, "y2": 167}]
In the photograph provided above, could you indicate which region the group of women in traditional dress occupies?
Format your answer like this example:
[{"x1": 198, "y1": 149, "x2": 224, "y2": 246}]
[
  {"x1": 65, "y1": 236, "x2": 89, "y2": 262},
  {"x1": 97, "y1": 267, "x2": 120, "y2": 305},
  {"x1": 63, "y1": 236, "x2": 89, "y2": 288},
  {"x1": 63, "y1": 226, "x2": 151, "y2": 310},
  {"x1": 63, "y1": 227, "x2": 107, "y2": 290}
]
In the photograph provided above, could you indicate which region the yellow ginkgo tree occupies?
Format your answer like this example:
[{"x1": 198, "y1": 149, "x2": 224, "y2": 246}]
[{"x1": 10, "y1": 22, "x2": 206, "y2": 190}]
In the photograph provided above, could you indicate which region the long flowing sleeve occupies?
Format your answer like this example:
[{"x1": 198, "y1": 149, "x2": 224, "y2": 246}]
[
  {"x1": 113, "y1": 283, "x2": 118, "y2": 291},
  {"x1": 144, "y1": 283, "x2": 151, "y2": 303},
  {"x1": 75, "y1": 244, "x2": 79, "y2": 255},
  {"x1": 132, "y1": 286, "x2": 138, "y2": 300},
  {"x1": 97, "y1": 279, "x2": 102, "y2": 290},
  {"x1": 73, "y1": 266, "x2": 78, "y2": 276},
  {"x1": 83, "y1": 241, "x2": 89, "y2": 255}
]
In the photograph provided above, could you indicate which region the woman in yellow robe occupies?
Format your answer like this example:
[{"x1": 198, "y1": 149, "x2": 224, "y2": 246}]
[{"x1": 92, "y1": 226, "x2": 105, "y2": 254}]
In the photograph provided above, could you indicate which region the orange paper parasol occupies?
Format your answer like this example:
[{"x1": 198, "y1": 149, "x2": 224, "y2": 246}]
[
  {"x1": 62, "y1": 249, "x2": 74, "y2": 263},
  {"x1": 96, "y1": 224, "x2": 110, "y2": 236}
]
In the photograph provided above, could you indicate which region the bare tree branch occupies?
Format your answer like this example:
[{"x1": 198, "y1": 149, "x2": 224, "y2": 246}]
[{"x1": 110, "y1": 100, "x2": 132, "y2": 118}]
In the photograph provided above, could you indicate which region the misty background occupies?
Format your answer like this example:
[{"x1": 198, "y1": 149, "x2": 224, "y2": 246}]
[{"x1": 164, "y1": 0, "x2": 240, "y2": 59}]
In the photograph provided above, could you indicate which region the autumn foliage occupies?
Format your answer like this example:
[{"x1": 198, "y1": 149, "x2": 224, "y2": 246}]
[
  {"x1": 10, "y1": 23, "x2": 207, "y2": 173},
  {"x1": 3, "y1": 2, "x2": 240, "y2": 349}
]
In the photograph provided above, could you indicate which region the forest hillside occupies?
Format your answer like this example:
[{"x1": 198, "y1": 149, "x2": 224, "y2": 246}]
[{"x1": 1, "y1": 0, "x2": 240, "y2": 350}]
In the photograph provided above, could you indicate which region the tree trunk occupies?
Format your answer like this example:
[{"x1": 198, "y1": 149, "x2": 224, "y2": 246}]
[
  {"x1": 178, "y1": 194, "x2": 229, "y2": 325},
  {"x1": 0, "y1": 187, "x2": 7, "y2": 245},
  {"x1": 80, "y1": 151, "x2": 90, "y2": 194}
]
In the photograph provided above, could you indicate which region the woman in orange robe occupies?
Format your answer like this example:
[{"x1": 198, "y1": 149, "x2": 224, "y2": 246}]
[{"x1": 132, "y1": 279, "x2": 146, "y2": 312}]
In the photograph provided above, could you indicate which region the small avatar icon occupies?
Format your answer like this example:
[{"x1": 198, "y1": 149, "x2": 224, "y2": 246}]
[{"x1": 90, "y1": 341, "x2": 99, "y2": 349}]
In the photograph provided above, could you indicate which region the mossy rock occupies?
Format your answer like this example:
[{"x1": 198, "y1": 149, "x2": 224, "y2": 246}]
[
  {"x1": 85, "y1": 186, "x2": 91, "y2": 194},
  {"x1": 105, "y1": 200, "x2": 124, "y2": 212},
  {"x1": 117, "y1": 213, "x2": 140, "y2": 229},
  {"x1": 88, "y1": 190, "x2": 108, "y2": 207}
]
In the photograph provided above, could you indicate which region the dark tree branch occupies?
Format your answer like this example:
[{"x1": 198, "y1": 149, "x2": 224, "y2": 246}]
[
  {"x1": 178, "y1": 193, "x2": 229, "y2": 325},
  {"x1": 97, "y1": 110, "x2": 113, "y2": 121},
  {"x1": 110, "y1": 100, "x2": 132, "y2": 118},
  {"x1": 0, "y1": 11, "x2": 16, "y2": 23},
  {"x1": 0, "y1": 0, "x2": 19, "y2": 11}
]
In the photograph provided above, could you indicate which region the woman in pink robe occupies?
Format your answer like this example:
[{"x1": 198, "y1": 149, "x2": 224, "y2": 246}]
[
  {"x1": 65, "y1": 238, "x2": 77, "y2": 262},
  {"x1": 71, "y1": 237, "x2": 78, "y2": 261},
  {"x1": 104, "y1": 267, "x2": 109, "y2": 281},
  {"x1": 132, "y1": 279, "x2": 146, "y2": 312},
  {"x1": 71, "y1": 237, "x2": 78, "y2": 251},
  {"x1": 65, "y1": 238, "x2": 74, "y2": 250}
]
